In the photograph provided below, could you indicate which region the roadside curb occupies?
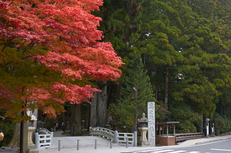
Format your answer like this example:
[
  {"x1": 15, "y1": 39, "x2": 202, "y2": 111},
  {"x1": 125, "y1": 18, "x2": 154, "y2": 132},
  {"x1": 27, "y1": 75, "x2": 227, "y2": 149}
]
[{"x1": 194, "y1": 137, "x2": 231, "y2": 145}]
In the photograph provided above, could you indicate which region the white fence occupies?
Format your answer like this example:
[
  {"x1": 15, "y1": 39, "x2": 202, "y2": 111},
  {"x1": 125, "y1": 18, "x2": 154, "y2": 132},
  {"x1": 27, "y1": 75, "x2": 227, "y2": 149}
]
[
  {"x1": 35, "y1": 128, "x2": 53, "y2": 149},
  {"x1": 117, "y1": 132, "x2": 134, "y2": 146},
  {"x1": 89, "y1": 127, "x2": 135, "y2": 146}
]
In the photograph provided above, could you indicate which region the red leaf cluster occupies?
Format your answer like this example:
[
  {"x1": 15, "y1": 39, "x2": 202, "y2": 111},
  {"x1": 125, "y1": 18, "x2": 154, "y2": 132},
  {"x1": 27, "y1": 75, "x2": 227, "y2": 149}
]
[
  {"x1": 0, "y1": 84, "x2": 14, "y2": 100},
  {"x1": 0, "y1": 0, "x2": 124, "y2": 118}
]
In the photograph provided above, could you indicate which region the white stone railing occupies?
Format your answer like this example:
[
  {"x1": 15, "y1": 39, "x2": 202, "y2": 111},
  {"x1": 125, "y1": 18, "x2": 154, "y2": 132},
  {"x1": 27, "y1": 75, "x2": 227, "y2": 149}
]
[
  {"x1": 89, "y1": 127, "x2": 134, "y2": 146},
  {"x1": 89, "y1": 127, "x2": 115, "y2": 141},
  {"x1": 35, "y1": 128, "x2": 53, "y2": 149}
]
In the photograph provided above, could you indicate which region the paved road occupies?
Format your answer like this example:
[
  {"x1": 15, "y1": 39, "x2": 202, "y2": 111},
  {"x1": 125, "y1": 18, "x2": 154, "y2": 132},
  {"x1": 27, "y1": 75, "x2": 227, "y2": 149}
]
[
  {"x1": 37, "y1": 132, "x2": 231, "y2": 153},
  {"x1": 133, "y1": 139, "x2": 231, "y2": 153}
]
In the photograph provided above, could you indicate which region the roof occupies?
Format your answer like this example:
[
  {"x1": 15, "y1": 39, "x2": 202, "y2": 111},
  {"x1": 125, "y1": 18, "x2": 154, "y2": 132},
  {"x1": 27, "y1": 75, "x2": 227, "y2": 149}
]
[{"x1": 156, "y1": 121, "x2": 180, "y2": 125}]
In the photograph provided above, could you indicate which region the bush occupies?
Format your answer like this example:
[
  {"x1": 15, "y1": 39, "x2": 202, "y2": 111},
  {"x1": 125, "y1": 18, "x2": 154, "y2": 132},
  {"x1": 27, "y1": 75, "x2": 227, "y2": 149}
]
[
  {"x1": 168, "y1": 105, "x2": 201, "y2": 133},
  {"x1": 0, "y1": 121, "x2": 15, "y2": 147},
  {"x1": 214, "y1": 113, "x2": 231, "y2": 135}
]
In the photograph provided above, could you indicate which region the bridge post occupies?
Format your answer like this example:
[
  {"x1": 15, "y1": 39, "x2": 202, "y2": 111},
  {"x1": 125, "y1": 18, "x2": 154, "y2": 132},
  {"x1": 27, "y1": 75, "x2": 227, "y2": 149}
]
[
  {"x1": 95, "y1": 139, "x2": 97, "y2": 149},
  {"x1": 77, "y1": 140, "x2": 79, "y2": 150},
  {"x1": 134, "y1": 130, "x2": 137, "y2": 147},
  {"x1": 110, "y1": 139, "x2": 112, "y2": 148},
  {"x1": 58, "y1": 140, "x2": 60, "y2": 151},
  {"x1": 35, "y1": 129, "x2": 39, "y2": 149},
  {"x1": 114, "y1": 127, "x2": 118, "y2": 143},
  {"x1": 50, "y1": 128, "x2": 53, "y2": 146}
]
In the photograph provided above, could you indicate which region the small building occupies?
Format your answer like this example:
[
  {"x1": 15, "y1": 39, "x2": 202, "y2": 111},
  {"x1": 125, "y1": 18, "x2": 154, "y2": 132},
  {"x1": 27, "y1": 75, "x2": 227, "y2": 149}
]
[{"x1": 156, "y1": 121, "x2": 180, "y2": 146}]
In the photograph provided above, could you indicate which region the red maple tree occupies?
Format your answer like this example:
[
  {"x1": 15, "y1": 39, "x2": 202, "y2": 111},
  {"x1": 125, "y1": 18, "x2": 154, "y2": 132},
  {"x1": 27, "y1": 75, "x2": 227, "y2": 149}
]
[{"x1": 0, "y1": 0, "x2": 123, "y2": 120}]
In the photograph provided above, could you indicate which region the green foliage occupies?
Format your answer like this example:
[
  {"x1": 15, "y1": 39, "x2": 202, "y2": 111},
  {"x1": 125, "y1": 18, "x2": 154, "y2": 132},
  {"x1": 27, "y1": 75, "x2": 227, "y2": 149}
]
[
  {"x1": 0, "y1": 121, "x2": 15, "y2": 147},
  {"x1": 100, "y1": 0, "x2": 231, "y2": 134},
  {"x1": 94, "y1": 0, "x2": 145, "y2": 82},
  {"x1": 168, "y1": 105, "x2": 202, "y2": 133},
  {"x1": 0, "y1": 110, "x2": 15, "y2": 147},
  {"x1": 138, "y1": 0, "x2": 231, "y2": 119},
  {"x1": 0, "y1": 122, "x2": 15, "y2": 147},
  {"x1": 110, "y1": 55, "x2": 158, "y2": 132},
  {"x1": 0, "y1": 42, "x2": 65, "y2": 121},
  {"x1": 213, "y1": 113, "x2": 231, "y2": 135}
]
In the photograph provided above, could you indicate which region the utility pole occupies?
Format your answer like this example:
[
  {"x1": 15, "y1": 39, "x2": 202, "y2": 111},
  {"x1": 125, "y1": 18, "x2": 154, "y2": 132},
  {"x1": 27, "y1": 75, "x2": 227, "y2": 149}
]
[{"x1": 20, "y1": 120, "x2": 24, "y2": 153}]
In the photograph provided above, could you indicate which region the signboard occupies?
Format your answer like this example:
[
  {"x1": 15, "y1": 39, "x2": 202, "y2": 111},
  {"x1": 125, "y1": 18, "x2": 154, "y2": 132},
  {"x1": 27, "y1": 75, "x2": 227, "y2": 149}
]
[{"x1": 148, "y1": 102, "x2": 155, "y2": 146}]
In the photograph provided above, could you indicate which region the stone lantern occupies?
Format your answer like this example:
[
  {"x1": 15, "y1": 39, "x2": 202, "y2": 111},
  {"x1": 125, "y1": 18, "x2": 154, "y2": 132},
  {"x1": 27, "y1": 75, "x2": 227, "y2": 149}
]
[
  {"x1": 27, "y1": 110, "x2": 37, "y2": 149},
  {"x1": 138, "y1": 113, "x2": 149, "y2": 146}
]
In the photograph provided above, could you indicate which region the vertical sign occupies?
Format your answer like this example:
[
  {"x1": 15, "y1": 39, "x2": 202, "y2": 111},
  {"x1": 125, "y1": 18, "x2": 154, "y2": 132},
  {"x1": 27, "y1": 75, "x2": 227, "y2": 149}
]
[{"x1": 148, "y1": 102, "x2": 155, "y2": 146}]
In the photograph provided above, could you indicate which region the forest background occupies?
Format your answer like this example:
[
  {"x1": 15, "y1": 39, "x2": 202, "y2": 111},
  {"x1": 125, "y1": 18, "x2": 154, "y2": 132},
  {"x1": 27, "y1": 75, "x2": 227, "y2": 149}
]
[
  {"x1": 1, "y1": 0, "x2": 231, "y2": 147},
  {"x1": 95, "y1": 0, "x2": 231, "y2": 135}
]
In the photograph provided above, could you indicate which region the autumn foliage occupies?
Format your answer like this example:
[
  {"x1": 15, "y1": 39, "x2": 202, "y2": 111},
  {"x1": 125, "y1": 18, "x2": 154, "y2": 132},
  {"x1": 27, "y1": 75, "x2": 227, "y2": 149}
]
[{"x1": 0, "y1": 0, "x2": 123, "y2": 120}]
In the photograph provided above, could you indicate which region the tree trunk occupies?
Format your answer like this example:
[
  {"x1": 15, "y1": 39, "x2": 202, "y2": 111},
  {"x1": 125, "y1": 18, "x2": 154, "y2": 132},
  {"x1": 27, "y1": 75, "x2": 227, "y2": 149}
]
[
  {"x1": 107, "y1": 85, "x2": 113, "y2": 109},
  {"x1": 155, "y1": 84, "x2": 159, "y2": 100},
  {"x1": 8, "y1": 123, "x2": 20, "y2": 149},
  {"x1": 85, "y1": 103, "x2": 90, "y2": 130},
  {"x1": 97, "y1": 83, "x2": 107, "y2": 127},
  {"x1": 164, "y1": 67, "x2": 169, "y2": 110},
  {"x1": 201, "y1": 114, "x2": 203, "y2": 132},
  {"x1": 90, "y1": 82, "x2": 108, "y2": 127},
  {"x1": 116, "y1": 81, "x2": 123, "y2": 101},
  {"x1": 61, "y1": 112, "x2": 65, "y2": 123},
  {"x1": 143, "y1": 54, "x2": 146, "y2": 70},
  {"x1": 71, "y1": 104, "x2": 82, "y2": 135},
  {"x1": 90, "y1": 92, "x2": 97, "y2": 127}
]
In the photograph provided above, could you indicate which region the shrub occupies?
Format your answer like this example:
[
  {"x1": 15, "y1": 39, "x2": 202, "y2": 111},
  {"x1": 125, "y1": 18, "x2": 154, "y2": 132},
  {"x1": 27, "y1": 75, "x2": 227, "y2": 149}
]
[
  {"x1": 168, "y1": 105, "x2": 201, "y2": 133},
  {"x1": 214, "y1": 113, "x2": 231, "y2": 135}
]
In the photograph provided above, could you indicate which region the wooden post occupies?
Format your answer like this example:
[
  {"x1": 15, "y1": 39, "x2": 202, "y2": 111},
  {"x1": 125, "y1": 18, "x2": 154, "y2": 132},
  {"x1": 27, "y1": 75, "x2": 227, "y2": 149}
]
[
  {"x1": 174, "y1": 124, "x2": 175, "y2": 136},
  {"x1": 159, "y1": 126, "x2": 161, "y2": 135},
  {"x1": 167, "y1": 124, "x2": 168, "y2": 137}
]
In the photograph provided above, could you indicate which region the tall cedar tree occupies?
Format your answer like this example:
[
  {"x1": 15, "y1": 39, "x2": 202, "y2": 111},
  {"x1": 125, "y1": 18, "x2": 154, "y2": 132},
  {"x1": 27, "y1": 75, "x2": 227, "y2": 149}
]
[
  {"x1": 0, "y1": 0, "x2": 123, "y2": 121},
  {"x1": 137, "y1": 0, "x2": 231, "y2": 118},
  {"x1": 110, "y1": 55, "x2": 156, "y2": 132},
  {"x1": 89, "y1": 0, "x2": 145, "y2": 128},
  {"x1": 94, "y1": 0, "x2": 145, "y2": 101},
  {"x1": 101, "y1": 0, "x2": 231, "y2": 133},
  {"x1": 137, "y1": 0, "x2": 184, "y2": 110}
]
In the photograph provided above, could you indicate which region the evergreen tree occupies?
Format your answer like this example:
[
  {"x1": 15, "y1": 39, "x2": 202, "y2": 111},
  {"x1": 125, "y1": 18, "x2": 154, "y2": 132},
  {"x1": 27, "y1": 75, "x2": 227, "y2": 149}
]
[
  {"x1": 110, "y1": 55, "x2": 157, "y2": 132},
  {"x1": 136, "y1": 0, "x2": 184, "y2": 110},
  {"x1": 96, "y1": 0, "x2": 231, "y2": 134},
  {"x1": 90, "y1": 0, "x2": 145, "y2": 127},
  {"x1": 94, "y1": 0, "x2": 145, "y2": 98}
]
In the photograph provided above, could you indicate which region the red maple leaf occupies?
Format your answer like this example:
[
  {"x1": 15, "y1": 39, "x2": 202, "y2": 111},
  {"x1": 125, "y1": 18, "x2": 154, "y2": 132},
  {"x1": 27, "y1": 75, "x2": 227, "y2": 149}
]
[{"x1": 0, "y1": 0, "x2": 124, "y2": 119}]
